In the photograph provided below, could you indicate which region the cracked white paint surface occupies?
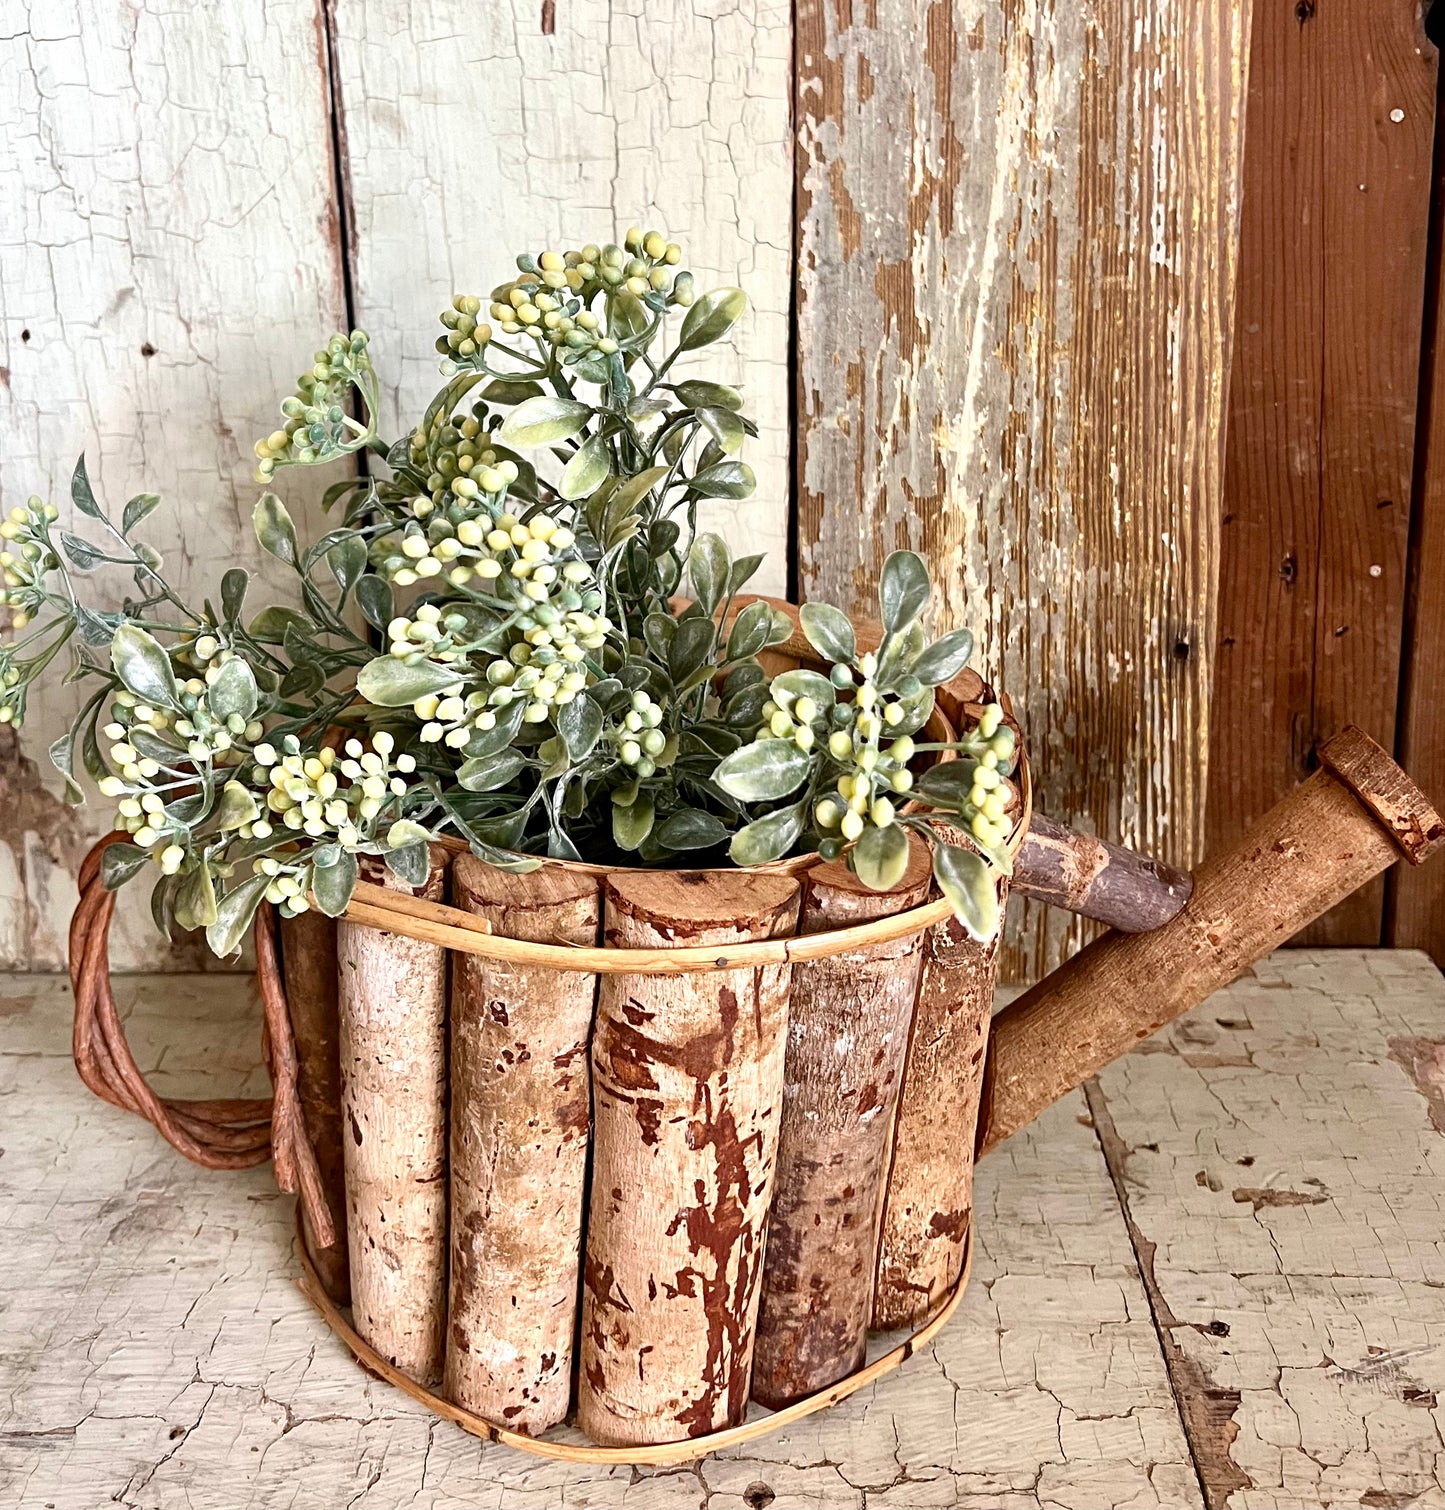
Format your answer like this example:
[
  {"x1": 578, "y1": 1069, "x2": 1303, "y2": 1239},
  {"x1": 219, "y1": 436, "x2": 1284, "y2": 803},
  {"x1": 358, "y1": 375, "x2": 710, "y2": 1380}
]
[
  {"x1": 1093, "y1": 949, "x2": 1445, "y2": 1508},
  {"x1": 0, "y1": 0, "x2": 346, "y2": 969},
  {"x1": 332, "y1": 0, "x2": 793, "y2": 595},
  {"x1": 1, "y1": 970, "x2": 1195, "y2": 1508}
]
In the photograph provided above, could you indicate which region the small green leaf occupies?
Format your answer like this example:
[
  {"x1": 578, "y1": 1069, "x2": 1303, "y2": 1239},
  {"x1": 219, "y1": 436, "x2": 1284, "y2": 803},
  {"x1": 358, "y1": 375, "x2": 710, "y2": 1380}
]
[
  {"x1": 111, "y1": 623, "x2": 180, "y2": 709},
  {"x1": 215, "y1": 779, "x2": 260, "y2": 830},
  {"x1": 59, "y1": 533, "x2": 112, "y2": 572},
  {"x1": 698, "y1": 407, "x2": 745, "y2": 455},
  {"x1": 799, "y1": 602, "x2": 856, "y2": 665},
  {"x1": 357, "y1": 656, "x2": 461, "y2": 708},
  {"x1": 386, "y1": 842, "x2": 432, "y2": 888},
  {"x1": 933, "y1": 843, "x2": 1000, "y2": 941},
  {"x1": 769, "y1": 669, "x2": 835, "y2": 713},
  {"x1": 205, "y1": 872, "x2": 270, "y2": 957},
  {"x1": 655, "y1": 808, "x2": 730, "y2": 851},
  {"x1": 688, "y1": 532, "x2": 730, "y2": 614},
  {"x1": 728, "y1": 554, "x2": 765, "y2": 595},
  {"x1": 556, "y1": 695, "x2": 604, "y2": 760},
  {"x1": 613, "y1": 792, "x2": 655, "y2": 851},
  {"x1": 466, "y1": 698, "x2": 528, "y2": 758},
  {"x1": 727, "y1": 600, "x2": 774, "y2": 662},
  {"x1": 910, "y1": 627, "x2": 975, "y2": 687},
  {"x1": 879, "y1": 550, "x2": 931, "y2": 632},
  {"x1": 174, "y1": 861, "x2": 219, "y2": 933},
  {"x1": 326, "y1": 534, "x2": 369, "y2": 597},
  {"x1": 207, "y1": 658, "x2": 258, "y2": 722},
  {"x1": 355, "y1": 574, "x2": 393, "y2": 634},
  {"x1": 220, "y1": 569, "x2": 249, "y2": 626},
  {"x1": 100, "y1": 842, "x2": 151, "y2": 890},
  {"x1": 48, "y1": 731, "x2": 84, "y2": 805},
  {"x1": 852, "y1": 822, "x2": 911, "y2": 892},
  {"x1": 71, "y1": 455, "x2": 103, "y2": 518},
  {"x1": 560, "y1": 433, "x2": 611, "y2": 500},
  {"x1": 916, "y1": 760, "x2": 976, "y2": 807},
  {"x1": 311, "y1": 849, "x2": 358, "y2": 917},
  {"x1": 678, "y1": 287, "x2": 748, "y2": 351},
  {"x1": 643, "y1": 613, "x2": 676, "y2": 662},
  {"x1": 713, "y1": 738, "x2": 813, "y2": 802},
  {"x1": 122, "y1": 492, "x2": 161, "y2": 535},
  {"x1": 480, "y1": 377, "x2": 545, "y2": 404},
  {"x1": 688, "y1": 461, "x2": 755, "y2": 500},
  {"x1": 729, "y1": 802, "x2": 805, "y2": 866},
  {"x1": 669, "y1": 616, "x2": 716, "y2": 683},
  {"x1": 253, "y1": 493, "x2": 299, "y2": 567},
  {"x1": 672, "y1": 379, "x2": 744, "y2": 412},
  {"x1": 457, "y1": 749, "x2": 528, "y2": 792},
  {"x1": 246, "y1": 605, "x2": 310, "y2": 644},
  {"x1": 499, "y1": 395, "x2": 592, "y2": 448}
]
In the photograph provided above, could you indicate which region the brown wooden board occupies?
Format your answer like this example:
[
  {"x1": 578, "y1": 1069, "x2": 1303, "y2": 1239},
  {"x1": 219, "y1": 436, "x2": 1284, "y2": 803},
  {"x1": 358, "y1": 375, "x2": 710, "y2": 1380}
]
[
  {"x1": 1391, "y1": 60, "x2": 1445, "y2": 967},
  {"x1": 794, "y1": 0, "x2": 1252, "y2": 984},
  {"x1": 1210, "y1": 0, "x2": 1437, "y2": 946}
]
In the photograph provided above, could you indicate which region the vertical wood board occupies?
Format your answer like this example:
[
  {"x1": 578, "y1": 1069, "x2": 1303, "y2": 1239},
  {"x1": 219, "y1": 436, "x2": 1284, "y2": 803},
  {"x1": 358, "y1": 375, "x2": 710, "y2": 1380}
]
[
  {"x1": 330, "y1": 0, "x2": 794, "y2": 594},
  {"x1": 0, "y1": 0, "x2": 346, "y2": 968},
  {"x1": 1210, "y1": 0, "x2": 1435, "y2": 946},
  {"x1": 795, "y1": 0, "x2": 1252, "y2": 983}
]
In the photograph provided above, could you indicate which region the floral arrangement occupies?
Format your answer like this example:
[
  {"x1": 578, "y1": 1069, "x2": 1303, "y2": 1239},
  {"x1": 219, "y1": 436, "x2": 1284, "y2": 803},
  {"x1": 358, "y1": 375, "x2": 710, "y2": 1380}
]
[{"x1": 0, "y1": 230, "x2": 1018, "y2": 956}]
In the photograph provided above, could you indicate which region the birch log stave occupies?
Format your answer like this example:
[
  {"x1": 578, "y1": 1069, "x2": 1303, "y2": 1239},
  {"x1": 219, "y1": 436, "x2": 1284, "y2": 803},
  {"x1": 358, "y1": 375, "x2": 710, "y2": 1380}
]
[
  {"x1": 279, "y1": 910, "x2": 349, "y2": 1305},
  {"x1": 445, "y1": 857, "x2": 600, "y2": 1434},
  {"x1": 577, "y1": 871, "x2": 800, "y2": 1447},
  {"x1": 871, "y1": 886, "x2": 1004, "y2": 1331},
  {"x1": 750, "y1": 837, "x2": 932, "y2": 1409},
  {"x1": 337, "y1": 847, "x2": 450, "y2": 1384}
]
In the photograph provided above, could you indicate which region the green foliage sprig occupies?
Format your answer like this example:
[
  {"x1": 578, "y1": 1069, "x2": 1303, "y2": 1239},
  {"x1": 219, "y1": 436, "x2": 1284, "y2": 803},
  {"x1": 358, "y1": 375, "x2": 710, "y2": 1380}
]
[{"x1": 2, "y1": 228, "x2": 1019, "y2": 955}]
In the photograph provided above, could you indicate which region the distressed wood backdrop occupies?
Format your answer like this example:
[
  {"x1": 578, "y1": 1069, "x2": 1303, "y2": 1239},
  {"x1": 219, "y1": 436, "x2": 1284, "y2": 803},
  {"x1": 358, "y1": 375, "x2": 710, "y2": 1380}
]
[{"x1": 3, "y1": 0, "x2": 1437, "y2": 982}]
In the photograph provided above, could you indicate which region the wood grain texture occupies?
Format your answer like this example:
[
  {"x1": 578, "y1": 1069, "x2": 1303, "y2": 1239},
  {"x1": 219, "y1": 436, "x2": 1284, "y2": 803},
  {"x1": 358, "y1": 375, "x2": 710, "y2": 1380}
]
[
  {"x1": 795, "y1": 0, "x2": 1252, "y2": 983},
  {"x1": 0, "y1": 0, "x2": 347, "y2": 970},
  {"x1": 751, "y1": 840, "x2": 932, "y2": 1407},
  {"x1": 577, "y1": 870, "x2": 799, "y2": 1446},
  {"x1": 3, "y1": 968, "x2": 1211, "y2": 1507},
  {"x1": 337, "y1": 851, "x2": 450, "y2": 1385},
  {"x1": 329, "y1": 0, "x2": 793, "y2": 594},
  {"x1": 1211, "y1": 0, "x2": 1436, "y2": 946},
  {"x1": 446, "y1": 856, "x2": 599, "y2": 1437}
]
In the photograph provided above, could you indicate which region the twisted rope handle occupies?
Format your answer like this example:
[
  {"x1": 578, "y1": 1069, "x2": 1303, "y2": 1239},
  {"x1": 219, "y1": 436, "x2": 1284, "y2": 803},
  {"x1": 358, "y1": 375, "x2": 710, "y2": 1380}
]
[{"x1": 70, "y1": 834, "x2": 336, "y2": 1246}]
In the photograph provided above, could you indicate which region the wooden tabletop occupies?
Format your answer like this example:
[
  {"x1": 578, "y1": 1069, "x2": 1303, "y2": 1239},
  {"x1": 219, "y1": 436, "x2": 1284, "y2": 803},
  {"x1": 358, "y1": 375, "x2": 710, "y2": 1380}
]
[{"x1": 2, "y1": 950, "x2": 1443, "y2": 1509}]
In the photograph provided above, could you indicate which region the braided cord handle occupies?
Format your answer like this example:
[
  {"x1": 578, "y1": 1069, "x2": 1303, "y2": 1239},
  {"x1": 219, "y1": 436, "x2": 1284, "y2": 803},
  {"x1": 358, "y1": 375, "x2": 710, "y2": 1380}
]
[{"x1": 70, "y1": 834, "x2": 335, "y2": 1246}]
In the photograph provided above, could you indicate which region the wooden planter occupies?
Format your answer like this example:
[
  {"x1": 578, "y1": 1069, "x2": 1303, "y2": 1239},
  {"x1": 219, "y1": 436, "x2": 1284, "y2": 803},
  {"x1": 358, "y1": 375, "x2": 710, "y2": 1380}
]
[
  {"x1": 268, "y1": 616, "x2": 1032, "y2": 1462},
  {"x1": 67, "y1": 597, "x2": 1444, "y2": 1466}
]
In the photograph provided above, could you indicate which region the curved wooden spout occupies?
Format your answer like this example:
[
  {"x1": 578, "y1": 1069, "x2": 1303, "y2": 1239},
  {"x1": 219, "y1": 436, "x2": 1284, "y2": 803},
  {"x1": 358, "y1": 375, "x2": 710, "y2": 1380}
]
[{"x1": 977, "y1": 727, "x2": 1445, "y2": 1155}]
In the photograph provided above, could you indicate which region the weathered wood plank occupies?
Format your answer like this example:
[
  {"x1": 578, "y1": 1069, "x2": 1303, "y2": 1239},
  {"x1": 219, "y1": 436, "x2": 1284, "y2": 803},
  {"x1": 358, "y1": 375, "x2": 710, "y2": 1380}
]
[
  {"x1": 330, "y1": 0, "x2": 793, "y2": 595},
  {"x1": 0, "y1": 970, "x2": 1196, "y2": 1506},
  {"x1": 0, "y1": 2, "x2": 347, "y2": 969},
  {"x1": 1090, "y1": 950, "x2": 1445, "y2": 1507},
  {"x1": 795, "y1": 0, "x2": 1252, "y2": 983},
  {"x1": 1210, "y1": 1, "x2": 1436, "y2": 946}
]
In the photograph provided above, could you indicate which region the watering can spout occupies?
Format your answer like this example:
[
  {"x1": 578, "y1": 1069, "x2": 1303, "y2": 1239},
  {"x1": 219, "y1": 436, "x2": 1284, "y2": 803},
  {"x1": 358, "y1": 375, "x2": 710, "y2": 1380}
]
[{"x1": 977, "y1": 726, "x2": 1445, "y2": 1156}]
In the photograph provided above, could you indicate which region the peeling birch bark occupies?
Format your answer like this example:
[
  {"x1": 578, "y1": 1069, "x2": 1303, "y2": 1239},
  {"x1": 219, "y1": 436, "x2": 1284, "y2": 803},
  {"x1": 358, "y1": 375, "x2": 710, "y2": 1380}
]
[
  {"x1": 445, "y1": 857, "x2": 599, "y2": 1435},
  {"x1": 337, "y1": 848, "x2": 450, "y2": 1384},
  {"x1": 751, "y1": 838, "x2": 931, "y2": 1408},
  {"x1": 576, "y1": 871, "x2": 800, "y2": 1446},
  {"x1": 872, "y1": 881, "x2": 1005, "y2": 1332},
  {"x1": 279, "y1": 909, "x2": 349, "y2": 1305}
]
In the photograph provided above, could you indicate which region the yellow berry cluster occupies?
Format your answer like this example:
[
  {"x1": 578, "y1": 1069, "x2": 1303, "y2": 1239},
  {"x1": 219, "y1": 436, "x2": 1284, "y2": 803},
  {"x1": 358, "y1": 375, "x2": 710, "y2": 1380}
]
[
  {"x1": 405, "y1": 404, "x2": 518, "y2": 519},
  {"x1": 255, "y1": 733, "x2": 415, "y2": 848},
  {"x1": 253, "y1": 331, "x2": 372, "y2": 482},
  {"x1": 0, "y1": 500, "x2": 59, "y2": 633}
]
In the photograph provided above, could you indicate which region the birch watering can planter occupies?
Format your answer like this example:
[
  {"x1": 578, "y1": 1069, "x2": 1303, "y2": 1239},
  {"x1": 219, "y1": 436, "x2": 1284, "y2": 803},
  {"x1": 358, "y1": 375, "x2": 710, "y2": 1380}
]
[{"x1": 66, "y1": 601, "x2": 1445, "y2": 1463}]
